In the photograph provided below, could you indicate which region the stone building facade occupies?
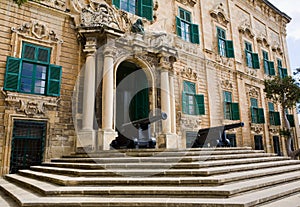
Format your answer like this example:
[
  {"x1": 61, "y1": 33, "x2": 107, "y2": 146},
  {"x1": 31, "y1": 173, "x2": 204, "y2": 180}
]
[{"x1": 0, "y1": 0, "x2": 299, "y2": 175}]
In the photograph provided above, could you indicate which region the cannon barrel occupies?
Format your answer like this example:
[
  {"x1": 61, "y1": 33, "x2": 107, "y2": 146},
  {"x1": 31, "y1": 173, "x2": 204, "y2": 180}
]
[
  {"x1": 223, "y1": 122, "x2": 244, "y2": 131},
  {"x1": 122, "y1": 112, "x2": 167, "y2": 128}
]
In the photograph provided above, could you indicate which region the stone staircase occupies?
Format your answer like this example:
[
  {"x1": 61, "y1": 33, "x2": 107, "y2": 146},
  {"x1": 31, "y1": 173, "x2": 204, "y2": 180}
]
[{"x1": 1, "y1": 147, "x2": 300, "y2": 207}]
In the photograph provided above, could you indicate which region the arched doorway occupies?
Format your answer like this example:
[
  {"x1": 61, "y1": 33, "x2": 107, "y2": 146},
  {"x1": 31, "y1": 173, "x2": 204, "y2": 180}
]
[{"x1": 114, "y1": 61, "x2": 151, "y2": 148}]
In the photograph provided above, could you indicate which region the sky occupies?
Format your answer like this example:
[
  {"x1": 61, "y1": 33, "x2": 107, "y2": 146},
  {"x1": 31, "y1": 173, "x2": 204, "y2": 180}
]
[{"x1": 268, "y1": 0, "x2": 300, "y2": 70}]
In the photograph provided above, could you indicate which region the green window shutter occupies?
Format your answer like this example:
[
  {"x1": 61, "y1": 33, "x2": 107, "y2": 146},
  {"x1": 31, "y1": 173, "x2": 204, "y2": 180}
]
[
  {"x1": 182, "y1": 92, "x2": 188, "y2": 114},
  {"x1": 195, "y1": 94, "x2": 205, "y2": 115},
  {"x1": 184, "y1": 81, "x2": 196, "y2": 94},
  {"x1": 138, "y1": 0, "x2": 153, "y2": 21},
  {"x1": 268, "y1": 61, "x2": 275, "y2": 75},
  {"x1": 231, "y1": 102, "x2": 240, "y2": 120},
  {"x1": 274, "y1": 112, "x2": 281, "y2": 126},
  {"x1": 191, "y1": 24, "x2": 200, "y2": 44},
  {"x1": 287, "y1": 114, "x2": 295, "y2": 127},
  {"x1": 258, "y1": 108, "x2": 265, "y2": 124},
  {"x1": 112, "y1": 0, "x2": 120, "y2": 8},
  {"x1": 268, "y1": 102, "x2": 274, "y2": 111},
  {"x1": 251, "y1": 107, "x2": 256, "y2": 123},
  {"x1": 225, "y1": 40, "x2": 235, "y2": 58},
  {"x1": 37, "y1": 47, "x2": 50, "y2": 63},
  {"x1": 252, "y1": 53, "x2": 260, "y2": 69},
  {"x1": 282, "y1": 68, "x2": 288, "y2": 78},
  {"x1": 23, "y1": 44, "x2": 36, "y2": 60},
  {"x1": 176, "y1": 16, "x2": 182, "y2": 37},
  {"x1": 47, "y1": 64, "x2": 62, "y2": 96},
  {"x1": 4, "y1": 56, "x2": 21, "y2": 91}
]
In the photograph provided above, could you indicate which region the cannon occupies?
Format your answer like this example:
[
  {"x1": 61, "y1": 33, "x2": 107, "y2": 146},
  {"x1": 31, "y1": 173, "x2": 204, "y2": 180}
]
[
  {"x1": 111, "y1": 112, "x2": 167, "y2": 149},
  {"x1": 192, "y1": 122, "x2": 244, "y2": 148}
]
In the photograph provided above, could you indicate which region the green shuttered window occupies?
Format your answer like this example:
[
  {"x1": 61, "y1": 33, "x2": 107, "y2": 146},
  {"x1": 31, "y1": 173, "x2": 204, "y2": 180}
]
[
  {"x1": 268, "y1": 102, "x2": 281, "y2": 126},
  {"x1": 287, "y1": 114, "x2": 295, "y2": 127},
  {"x1": 277, "y1": 59, "x2": 288, "y2": 78},
  {"x1": 263, "y1": 50, "x2": 275, "y2": 76},
  {"x1": 176, "y1": 8, "x2": 200, "y2": 44},
  {"x1": 250, "y1": 98, "x2": 265, "y2": 124},
  {"x1": 113, "y1": 0, "x2": 153, "y2": 21},
  {"x1": 223, "y1": 91, "x2": 240, "y2": 120},
  {"x1": 182, "y1": 81, "x2": 205, "y2": 115},
  {"x1": 217, "y1": 27, "x2": 235, "y2": 58},
  {"x1": 245, "y1": 41, "x2": 260, "y2": 69},
  {"x1": 4, "y1": 42, "x2": 62, "y2": 96}
]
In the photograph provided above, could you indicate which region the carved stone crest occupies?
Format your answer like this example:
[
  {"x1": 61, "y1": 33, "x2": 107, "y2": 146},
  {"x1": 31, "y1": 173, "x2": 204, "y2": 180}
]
[
  {"x1": 221, "y1": 80, "x2": 233, "y2": 91},
  {"x1": 247, "y1": 86, "x2": 259, "y2": 99},
  {"x1": 176, "y1": 0, "x2": 197, "y2": 7},
  {"x1": 11, "y1": 20, "x2": 63, "y2": 43},
  {"x1": 251, "y1": 124, "x2": 263, "y2": 134},
  {"x1": 210, "y1": 3, "x2": 230, "y2": 26},
  {"x1": 181, "y1": 67, "x2": 198, "y2": 81},
  {"x1": 238, "y1": 19, "x2": 255, "y2": 39}
]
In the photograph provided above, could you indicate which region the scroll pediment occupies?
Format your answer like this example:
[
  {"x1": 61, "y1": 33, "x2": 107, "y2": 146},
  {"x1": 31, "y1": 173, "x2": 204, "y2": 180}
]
[
  {"x1": 210, "y1": 3, "x2": 230, "y2": 26},
  {"x1": 238, "y1": 20, "x2": 255, "y2": 39},
  {"x1": 257, "y1": 34, "x2": 270, "y2": 47}
]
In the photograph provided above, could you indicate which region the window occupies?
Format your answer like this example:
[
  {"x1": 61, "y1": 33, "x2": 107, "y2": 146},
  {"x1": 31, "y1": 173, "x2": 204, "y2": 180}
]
[
  {"x1": 227, "y1": 134, "x2": 237, "y2": 147},
  {"x1": 223, "y1": 91, "x2": 240, "y2": 120},
  {"x1": 4, "y1": 42, "x2": 62, "y2": 96},
  {"x1": 113, "y1": 0, "x2": 153, "y2": 21},
  {"x1": 217, "y1": 27, "x2": 234, "y2": 58},
  {"x1": 176, "y1": 8, "x2": 200, "y2": 44},
  {"x1": 245, "y1": 41, "x2": 260, "y2": 69},
  {"x1": 268, "y1": 102, "x2": 281, "y2": 126},
  {"x1": 273, "y1": 136, "x2": 281, "y2": 156},
  {"x1": 250, "y1": 98, "x2": 265, "y2": 124},
  {"x1": 262, "y1": 50, "x2": 275, "y2": 75},
  {"x1": 182, "y1": 81, "x2": 205, "y2": 115},
  {"x1": 254, "y1": 135, "x2": 264, "y2": 150},
  {"x1": 287, "y1": 114, "x2": 295, "y2": 127},
  {"x1": 277, "y1": 59, "x2": 288, "y2": 78}
]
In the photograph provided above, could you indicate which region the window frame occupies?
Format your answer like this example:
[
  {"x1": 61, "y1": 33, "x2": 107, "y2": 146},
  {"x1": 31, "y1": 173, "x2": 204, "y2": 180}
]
[
  {"x1": 245, "y1": 41, "x2": 260, "y2": 69},
  {"x1": 268, "y1": 102, "x2": 281, "y2": 126},
  {"x1": 277, "y1": 59, "x2": 288, "y2": 78},
  {"x1": 217, "y1": 27, "x2": 235, "y2": 58},
  {"x1": 4, "y1": 42, "x2": 62, "y2": 97},
  {"x1": 223, "y1": 91, "x2": 240, "y2": 120},
  {"x1": 250, "y1": 98, "x2": 265, "y2": 124},
  {"x1": 182, "y1": 81, "x2": 205, "y2": 115}
]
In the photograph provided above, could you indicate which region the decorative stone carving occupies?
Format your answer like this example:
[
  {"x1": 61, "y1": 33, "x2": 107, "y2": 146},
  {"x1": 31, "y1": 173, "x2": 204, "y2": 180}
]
[
  {"x1": 251, "y1": 124, "x2": 263, "y2": 134},
  {"x1": 221, "y1": 80, "x2": 233, "y2": 91},
  {"x1": 39, "y1": 0, "x2": 66, "y2": 11},
  {"x1": 256, "y1": 33, "x2": 270, "y2": 47},
  {"x1": 210, "y1": 3, "x2": 230, "y2": 26},
  {"x1": 177, "y1": 112, "x2": 201, "y2": 129},
  {"x1": 238, "y1": 19, "x2": 255, "y2": 39},
  {"x1": 11, "y1": 20, "x2": 63, "y2": 43},
  {"x1": 81, "y1": 2, "x2": 121, "y2": 31},
  {"x1": 271, "y1": 42, "x2": 283, "y2": 55},
  {"x1": 216, "y1": 55, "x2": 233, "y2": 68},
  {"x1": 247, "y1": 86, "x2": 259, "y2": 99},
  {"x1": 269, "y1": 126, "x2": 280, "y2": 134},
  {"x1": 181, "y1": 67, "x2": 198, "y2": 81},
  {"x1": 1, "y1": 89, "x2": 59, "y2": 116},
  {"x1": 176, "y1": 0, "x2": 197, "y2": 7}
]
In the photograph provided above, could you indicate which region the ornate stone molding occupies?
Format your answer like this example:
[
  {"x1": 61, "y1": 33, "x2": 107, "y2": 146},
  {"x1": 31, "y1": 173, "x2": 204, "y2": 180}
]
[
  {"x1": 177, "y1": 112, "x2": 202, "y2": 129},
  {"x1": 221, "y1": 80, "x2": 233, "y2": 91},
  {"x1": 210, "y1": 3, "x2": 230, "y2": 26},
  {"x1": 251, "y1": 124, "x2": 263, "y2": 134},
  {"x1": 271, "y1": 42, "x2": 283, "y2": 56},
  {"x1": 247, "y1": 86, "x2": 259, "y2": 99},
  {"x1": 238, "y1": 19, "x2": 255, "y2": 39},
  {"x1": 1, "y1": 89, "x2": 59, "y2": 116},
  {"x1": 269, "y1": 126, "x2": 280, "y2": 135},
  {"x1": 80, "y1": 2, "x2": 121, "y2": 31},
  {"x1": 83, "y1": 37, "x2": 97, "y2": 54},
  {"x1": 256, "y1": 33, "x2": 270, "y2": 47},
  {"x1": 181, "y1": 67, "x2": 198, "y2": 81},
  {"x1": 176, "y1": 0, "x2": 197, "y2": 7},
  {"x1": 11, "y1": 20, "x2": 63, "y2": 44},
  {"x1": 39, "y1": 0, "x2": 66, "y2": 11}
]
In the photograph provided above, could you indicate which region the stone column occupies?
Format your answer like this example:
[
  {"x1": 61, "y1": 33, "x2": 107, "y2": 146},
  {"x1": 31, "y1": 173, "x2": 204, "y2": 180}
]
[
  {"x1": 98, "y1": 46, "x2": 118, "y2": 150},
  {"x1": 169, "y1": 72, "x2": 176, "y2": 134},
  {"x1": 158, "y1": 54, "x2": 178, "y2": 148},
  {"x1": 77, "y1": 37, "x2": 97, "y2": 152}
]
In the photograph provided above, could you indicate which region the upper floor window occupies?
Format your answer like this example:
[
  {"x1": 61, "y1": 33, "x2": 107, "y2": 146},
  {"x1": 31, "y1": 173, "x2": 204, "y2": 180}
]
[
  {"x1": 277, "y1": 59, "x2": 288, "y2": 78},
  {"x1": 176, "y1": 8, "x2": 200, "y2": 44},
  {"x1": 182, "y1": 81, "x2": 205, "y2": 115},
  {"x1": 4, "y1": 42, "x2": 62, "y2": 96},
  {"x1": 268, "y1": 102, "x2": 280, "y2": 126},
  {"x1": 262, "y1": 50, "x2": 275, "y2": 76},
  {"x1": 223, "y1": 91, "x2": 240, "y2": 120},
  {"x1": 250, "y1": 98, "x2": 265, "y2": 124},
  {"x1": 245, "y1": 41, "x2": 260, "y2": 69},
  {"x1": 113, "y1": 0, "x2": 153, "y2": 21},
  {"x1": 217, "y1": 27, "x2": 234, "y2": 58}
]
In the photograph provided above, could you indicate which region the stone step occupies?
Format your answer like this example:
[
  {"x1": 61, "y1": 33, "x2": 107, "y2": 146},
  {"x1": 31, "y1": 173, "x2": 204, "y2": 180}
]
[
  {"x1": 30, "y1": 159, "x2": 300, "y2": 177},
  {"x1": 51, "y1": 152, "x2": 276, "y2": 163},
  {"x1": 17, "y1": 163, "x2": 300, "y2": 186},
  {"x1": 64, "y1": 148, "x2": 263, "y2": 158},
  {"x1": 5, "y1": 170, "x2": 300, "y2": 198},
  {"x1": 42, "y1": 156, "x2": 290, "y2": 170},
  {"x1": 1, "y1": 178, "x2": 300, "y2": 207}
]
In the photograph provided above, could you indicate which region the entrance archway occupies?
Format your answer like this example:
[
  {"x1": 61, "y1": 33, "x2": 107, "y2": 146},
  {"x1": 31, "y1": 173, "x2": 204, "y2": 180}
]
[{"x1": 115, "y1": 61, "x2": 150, "y2": 138}]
